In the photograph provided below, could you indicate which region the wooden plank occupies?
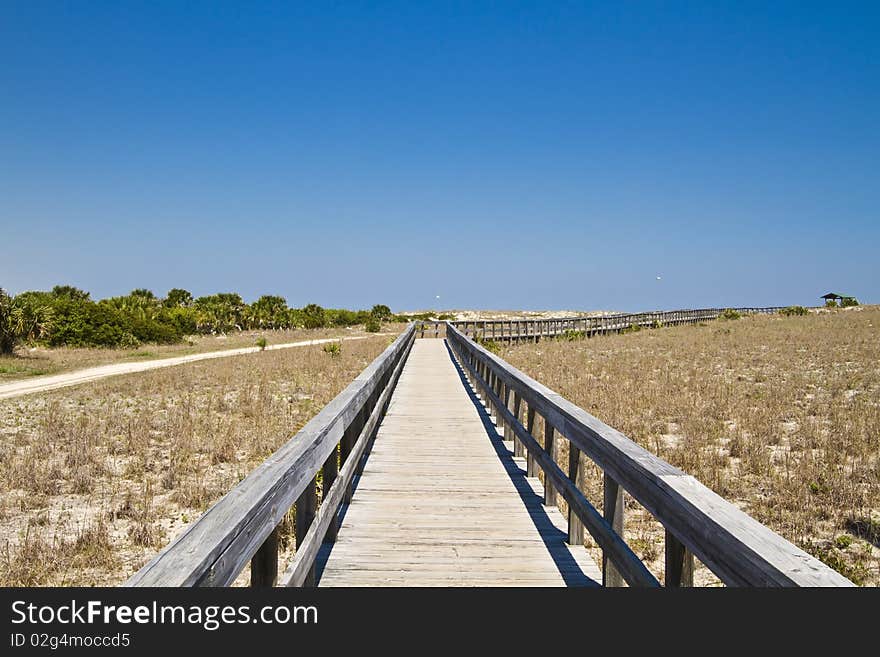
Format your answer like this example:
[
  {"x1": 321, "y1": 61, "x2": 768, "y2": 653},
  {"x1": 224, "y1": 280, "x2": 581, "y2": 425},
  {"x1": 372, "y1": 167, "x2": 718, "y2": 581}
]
[{"x1": 317, "y1": 340, "x2": 602, "y2": 587}]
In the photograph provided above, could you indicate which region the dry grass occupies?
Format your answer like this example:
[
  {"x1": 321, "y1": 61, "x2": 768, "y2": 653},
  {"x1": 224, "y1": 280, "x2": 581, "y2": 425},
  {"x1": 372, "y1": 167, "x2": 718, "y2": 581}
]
[
  {"x1": 0, "y1": 324, "x2": 406, "y2": 382},
  {"x1": 0, "y1": 336, "x2": 391, "y2": 585},
  {"x1": 501, "y1": 306, "x2": 880, "y2": 586}
]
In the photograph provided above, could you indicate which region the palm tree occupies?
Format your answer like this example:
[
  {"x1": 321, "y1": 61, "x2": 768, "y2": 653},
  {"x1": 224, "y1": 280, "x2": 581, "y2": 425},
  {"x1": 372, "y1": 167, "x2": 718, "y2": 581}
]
[{"x1": 0, "y1": 288, "x2": 53, "y2": 355}]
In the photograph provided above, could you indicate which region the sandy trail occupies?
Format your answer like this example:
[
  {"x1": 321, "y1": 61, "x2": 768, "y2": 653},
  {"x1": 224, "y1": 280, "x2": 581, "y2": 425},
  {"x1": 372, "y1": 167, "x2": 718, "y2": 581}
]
[{"x1": 0, "y1": 334, "x2": 391, "y2": 400}]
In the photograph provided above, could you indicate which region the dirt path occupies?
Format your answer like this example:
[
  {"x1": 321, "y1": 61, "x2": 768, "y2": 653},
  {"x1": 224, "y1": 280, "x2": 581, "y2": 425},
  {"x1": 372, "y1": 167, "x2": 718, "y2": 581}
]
[{"x1": 0, "y1": 334, "x2": 392, "y2": 400}]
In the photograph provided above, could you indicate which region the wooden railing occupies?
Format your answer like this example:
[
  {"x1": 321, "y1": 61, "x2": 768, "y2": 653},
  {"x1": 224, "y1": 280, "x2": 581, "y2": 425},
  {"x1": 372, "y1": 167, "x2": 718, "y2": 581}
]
[
  {"x1": 445, "y1": 322, "x2": 853, "y2": 586},
  {"x1": 125, "y1": 324, "x2": 416, "y2": 587},
  {"x1": 415, "y1": 320, "x2": 446, "y2": 339},
  {"x1": 450, "y1": 307, "x2": 785, "y2": 342}
]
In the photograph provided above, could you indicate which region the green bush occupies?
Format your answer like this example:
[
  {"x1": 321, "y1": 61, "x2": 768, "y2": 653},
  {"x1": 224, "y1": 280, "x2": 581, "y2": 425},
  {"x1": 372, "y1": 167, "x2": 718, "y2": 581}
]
[
  {"x1": 47, "y1": 298, "x2": 127, "y2": 347},
  {"x1": 474, "y1": 336, "x2": 501, "y2": 354},
  {"x1": 779, "y1": 306, "x2": 809, "y2": 316},
  {"x1": 364, "y1": 317, "x2": 382, "y2": 333},
  {"x1": 841, "y1": 297, "x2": 859, "y2": 307},
  {"x1": 255, "y1": 337, "x2": 268, "y2": 351},
  {"x1": 301, "y1": 303, "x2": 326, "y2": 329},
  {"x1": 561, "y1": 329, "x2": 586, "y2": 341},
  {"x1": 719, "y1": 308, "x2": 741, "y2": 320},
  {"x1": 322, "y1": 342, "x2": 341, "y2": 357},
  {"x1": 825, "y1": 299, "x2": 838, "y2": 308}
]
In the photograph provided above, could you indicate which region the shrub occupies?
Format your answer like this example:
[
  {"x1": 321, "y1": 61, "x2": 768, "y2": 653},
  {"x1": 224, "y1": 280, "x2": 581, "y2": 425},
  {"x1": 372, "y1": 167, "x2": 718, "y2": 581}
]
[
  {"x1": 301, "y1": 303, "x2": 326, "y2": 329},
  {"x1": 0, "y1": 289, "x2": 54, "y2": 354},
  {"x1": 364, "y1": 317, "x2": 382, "y2": 333},
  {"x1": 719, "y1": 308, "x2": 741, "y2": 320},
  {"x1": 474, "y1": 336, "x2": 501, "y2": 354},
  {"x1": 255, "y1": 337, "x2": 268, "y2": 351},
  {"x1": 322, "y1": 342, "x2": 341, "y2": 357},
  {"x1": 825, "y1": 299, "x2": 838, "y2": 308},
  {"x1": 841, "y1": 297, "x2": 859, "y2": 307},
  {"x1": 47, "y1": 298, "x2": 127, "y2": 348},
  {"x1": 370, "y1": 304, "x2": 393, "y2": 321},
  {"x1": 779, "y1": 306, "x2": 809, "y2": 316},
  {"x1": 561, "y1": 329, "x2": 586, "y2": 341},
  {"x1": 119, "y1": 332, "x2": 141, "y2": 348}
]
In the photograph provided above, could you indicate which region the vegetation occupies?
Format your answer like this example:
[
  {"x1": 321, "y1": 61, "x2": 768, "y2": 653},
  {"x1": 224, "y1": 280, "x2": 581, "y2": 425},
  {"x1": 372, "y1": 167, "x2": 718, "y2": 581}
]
[
  {"x1": 322, "y1": 342, "x2": 342, "y2": 357},
  {"x1": 255, "y1": 337, "x2": 268, "y2": 351},
  {"x1": 0, "y1": 288, "x2": 53, "y2": 355},
  {"x1": 719, "y1": 308, "x2": 741, "y2": 320},
  {"x1": 779, "y1": 305, "x2": 809, "y2": 316},
  {"x1": 0, "y1": 336, "x2": 388, "y2": 585},
  {"x1": 825, "y1": 299, "x2": 839, "y2": 308},
  {"x1": 0, "y1": 286, "x2": 404, "y2": 351},
  {"x1": 364, "y1": 317, "x2": 382, "y2": 333},
  {"x1": 841, "y1": 297, "x2": 860, "y2": 307},
  {"x1": 502, "y1": 308, "x2": 880, "y2": 585}
]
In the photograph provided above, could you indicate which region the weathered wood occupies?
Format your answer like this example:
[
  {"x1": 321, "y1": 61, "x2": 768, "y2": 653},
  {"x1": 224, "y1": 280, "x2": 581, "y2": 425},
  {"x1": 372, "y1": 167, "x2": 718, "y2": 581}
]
[
  {"x1": 544, "y1": 420, "x2": 556, "y2": 507},
  {"x1": 525, "y1": 406, "x2": 537, "y2": 477},
  {"x1": 456, "y1": 348, "x2": 658, "y2": 587},
  {"x1": 281, "y1": 331, "x2": 413, "y2": 587},
  {"x1": 512, "y1": 392, "x2": 524, "y2": 457},
  {"x1": 665, "y1": 529, "x2": 694, "y2": 587},
  {"x1": 318, "y1": 339, "x2": 601, "y2": 587},
  {"x1": 295, "y1": 476, "x2": 318, "y2": 586},
  {"x1": 322, "y1": 445, "x2": 339, "y2": 542},
  {"x1": 125, "y1": 325, "x2": 416, "y2": 587},
  {"x1": 249, "y1": 525, "x2": 278, "y2": 587},
  {"x1": 568, "y1": 445, "x2": 584, "y2": 546},
  {"x1": 445, "y1": 323, "x2": 851, "y2": 587},
  {"x1": 603, "y1": 474, "x2": 625, "y2": 587}
]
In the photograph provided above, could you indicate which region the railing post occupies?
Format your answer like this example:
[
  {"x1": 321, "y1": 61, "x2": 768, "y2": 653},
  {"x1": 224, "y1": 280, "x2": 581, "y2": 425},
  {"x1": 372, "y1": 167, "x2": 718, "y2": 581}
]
[
  {"x1": 250, "y1": 525, "x2": 279, "y2": 587},
  {"x1": 543, "y1": 420, "x2": 556, "y2": 506},
  {"x1": 512, "y1": 392, "x2": 524, "y2": 457},
  {"x1": 665, "y1": 530, "x2": 694, "y2": 587},
  {"x1": 340, "y1": 410, "x2": 364, "y2": 503},
  {"x1": 603, "y1": 473, "x2": 625, "y2": 587},
  {"x1": 568, "y1": 445, "x2": 584, "y2": 546},
  {"x1": 295, "y1": 476, "x2": 318, "y2": 587},
  {"x1": 323, "y1": 444, "x2": 339, "y2": 542},
  {"x1": 502, "y1": 383, "x2": 512, "y2": 444},
  {"x1": 526, "y1": 407, "x2": 538, "y2": 477}
]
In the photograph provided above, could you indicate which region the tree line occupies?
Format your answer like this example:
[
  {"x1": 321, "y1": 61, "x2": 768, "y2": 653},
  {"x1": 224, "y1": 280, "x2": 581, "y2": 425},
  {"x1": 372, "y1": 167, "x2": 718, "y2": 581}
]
[{"x1": 0, "y1": 286, "x2": 447, "y2": 354}]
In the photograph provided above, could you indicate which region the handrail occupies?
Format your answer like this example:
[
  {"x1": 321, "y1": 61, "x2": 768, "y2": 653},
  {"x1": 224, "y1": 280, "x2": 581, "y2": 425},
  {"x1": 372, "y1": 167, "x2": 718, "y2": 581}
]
[
  {"x1": 445, "y1": 322, "x2": 853, "y2": 587},
  {"x1": 126, "y1": 324, "x2": 416, "y2": 587}
]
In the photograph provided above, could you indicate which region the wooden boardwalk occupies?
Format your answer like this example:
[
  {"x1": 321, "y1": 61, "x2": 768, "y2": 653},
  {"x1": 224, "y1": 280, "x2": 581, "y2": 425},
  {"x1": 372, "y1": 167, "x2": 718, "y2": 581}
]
[{"x1": 317, "y1": 339, "x2": 601, "y2": 586}]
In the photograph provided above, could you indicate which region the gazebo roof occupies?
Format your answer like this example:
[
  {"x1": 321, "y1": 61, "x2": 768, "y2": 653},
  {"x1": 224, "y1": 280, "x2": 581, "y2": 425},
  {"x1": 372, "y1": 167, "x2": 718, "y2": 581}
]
[{"x1": 821, "y1": 292, "x2": 854, "y2": 300}]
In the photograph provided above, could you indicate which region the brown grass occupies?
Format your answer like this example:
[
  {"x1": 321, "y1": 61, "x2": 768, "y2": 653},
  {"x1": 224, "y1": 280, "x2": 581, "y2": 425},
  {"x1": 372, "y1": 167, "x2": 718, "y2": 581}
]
[
  {"x1": 0, "y1": 336, "x2": 391, "y2": 585},
  {"x1": 501, "y1": 306, "x2": 880, "y2": 585},
  {"x1": 0, "y1": 324, "x2": 406, "y2": 382}
]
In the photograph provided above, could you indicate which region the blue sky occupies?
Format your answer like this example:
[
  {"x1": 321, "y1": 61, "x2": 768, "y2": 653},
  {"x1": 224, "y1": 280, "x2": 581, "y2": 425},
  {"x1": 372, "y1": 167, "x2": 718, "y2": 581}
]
[{"x1": 1, "y1": 2, "x2": 877, "y2": 311}]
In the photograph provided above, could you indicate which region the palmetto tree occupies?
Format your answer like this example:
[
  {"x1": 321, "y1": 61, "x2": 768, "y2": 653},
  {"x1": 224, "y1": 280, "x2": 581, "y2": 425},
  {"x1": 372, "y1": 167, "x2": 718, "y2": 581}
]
[{"x1": 0, "y1": 288, "x2": 53, "y2": 355}]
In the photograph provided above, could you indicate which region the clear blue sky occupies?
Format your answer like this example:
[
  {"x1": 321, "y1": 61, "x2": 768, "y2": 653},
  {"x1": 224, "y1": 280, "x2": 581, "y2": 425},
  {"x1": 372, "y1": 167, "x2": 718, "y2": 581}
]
[{"x1": 2, "y1": 2, "x2": 877, "y2": 311}]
